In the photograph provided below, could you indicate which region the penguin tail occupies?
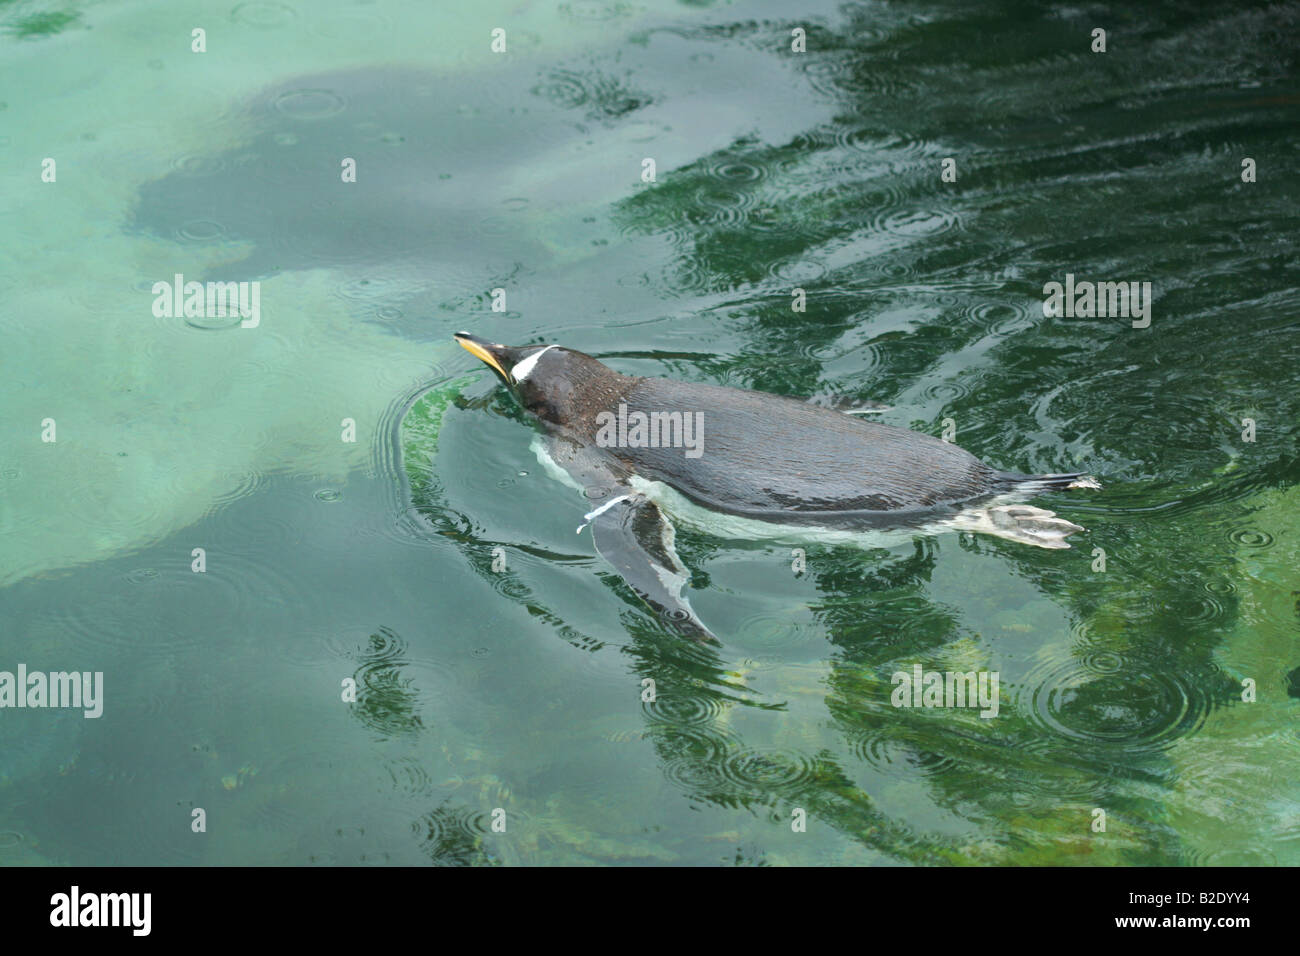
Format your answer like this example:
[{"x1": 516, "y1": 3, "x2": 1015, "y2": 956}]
[{"x1": 994, "y1": 471, "x2": 1103, "y2": 494}]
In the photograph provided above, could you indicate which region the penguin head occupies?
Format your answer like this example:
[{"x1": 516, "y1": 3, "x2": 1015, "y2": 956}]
[{"x1": 454, "y1": 332, "x2": 609, "y2": 426}]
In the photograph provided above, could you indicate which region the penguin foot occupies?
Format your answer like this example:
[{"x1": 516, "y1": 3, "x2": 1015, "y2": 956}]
[{"x1": 947, "y1": 504, "x2": 1086, "y2": 550}]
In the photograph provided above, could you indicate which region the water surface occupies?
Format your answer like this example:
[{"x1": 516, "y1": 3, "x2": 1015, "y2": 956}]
[{"x1": 1, "y1": 0, "x2": 1297, "y2": 865}]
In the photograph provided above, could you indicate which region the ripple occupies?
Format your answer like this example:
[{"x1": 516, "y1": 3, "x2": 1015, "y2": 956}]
[
  {"x1": 919, "y1": 379, "x2": 970, "y2": 405},
  {"x1": 176, "y1": 219, "x2": 227, "y2": 242},
  {"x1": 532, "y1": 66, "x2": 651, "y2": 121},
  {"x1": 660, "y1": 753, "x2": 730, "y2": 793},
  {"x1": 0, "y1": 831, "x2": 23, "y2": 849},
  {"x1": 768, "y1": 258, "x2": 828, "y2": 284},
  {"x1": 684, "y1": 185, "x2": 756, "y2": 229},
  {"x1": 837, "y1": 127, "x2": 932, "y2": 161},
  {"x1": 415, "y1": 804, "x2": 496, "y2": 865},
  {"x1": 231, "y1": 2, "x2": 297, "y2": 27},
  {"x1": 1020, "y1": 655, "x2": 1212, "y2": 754},
  {"x1": 1193, "y1": 846, "x2": 1278, "y2": 866},
  {"x1": 744, "y1": 201, "x2": 795, "y2": 235},
  {"x1": 641, "y1": 687, "x2": 727, "y2": 727},
  {"x1": 124, "y1": 567, "x2": 161, "y2": 585},
  {"x1": 733, "y1": 610, "x2": 821, "y2": 652},
  {"x1": 1184, "y1": 592, "x2": 1228, "y2": 624},
  {"x1": 800, "y1": 53, "x2": 906, "y2": 102},
  {"x1": 352, "y1": 630, "x2": 427, "y2": 738},
  {"x1": 789, "y1": 127, "x2": 840, "y2": 154},
  {"x1": 183, "y1": 312, "x2": 244, "y2": 331},
  {"x1": 358, "y1": 625, "x2": 408, "y2": 664},
  {"x1": 653, "y1": 724, "x2": 745, "y2": 795},
  {"x1": 384, "y1": 755, "x2": 434, "y2": 798},
  {"x1": 967, "y1": 300, "x2": 1033, "y2": 337},
  {"x1": 719, "y1": 747, "x2": 814, "y2": 795},
  {"x1": 261, "y1": 623, "x2": 352, "y2": 669},
  {"x1": 1228, "y1": 527, "x2": 1274, "y2": 550},
  {"x1": 824, "y1": 180, "x2": 916, "y2": 232},
  {"x1": 272, "y1": 88, "x2": 346, "y2": 120},
  {"x1": 354, "y1": 482, "x2": 442, "y2": 554},
  {"x1": 708, "y1": 159, "x2": 767, "y2": 185},
  {"x1": 1007, "y1": 789, "x2": 1037, "y2": 809},
  {"x1": 876, "y1": 207, "x2": 959, "y2": 238},
  {"x1": 849, "y1": 730, "x2": 908, "y2": 770},
  {"x1": 126, "y1": 656, "x2": 184, "y2": 720},
  {"x1": 483, "y1": 556, "x2": 533, "y2": 603},
  {"x1": 869, "y1": 257, "x2": 918, "y2": 281},
  {"x1": 1077, "y1": 648, "x2": 1125, "y2": 676},
  {"x1": 350, "y1": 627, "x2": 471, "y2": 738},
  {"x1": 171, "y1": 154, "x2": 227, "y2": 177},
  {"x1": 911, "y1": 750, "x2": 963, "y2": 779},
  {"x1": 658, "y1": 252, "x2": 715, "y2": 295},
  {"x1": 50, "y1": 563, "x2": 264, "y2": 656},
  {"x1": 533, "y1": 70, "x2": 588, "y2": 110}
]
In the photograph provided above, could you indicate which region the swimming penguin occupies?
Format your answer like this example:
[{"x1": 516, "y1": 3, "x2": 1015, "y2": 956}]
[{"x1": 454, "y1": 332, "x2": 1100, "y2": 642}]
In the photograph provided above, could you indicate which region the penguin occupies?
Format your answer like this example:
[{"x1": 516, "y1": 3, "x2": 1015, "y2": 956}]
[{"x1": 453, "y1": 332, "x2": 1100, "y2": 643}]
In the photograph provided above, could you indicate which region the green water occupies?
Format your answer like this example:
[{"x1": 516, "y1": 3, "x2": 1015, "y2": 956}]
[{"x1": 1, "y1": 0, "x2": 1297, "y2": 865}]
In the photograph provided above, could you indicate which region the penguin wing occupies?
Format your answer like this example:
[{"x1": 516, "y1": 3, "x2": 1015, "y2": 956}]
[
  {"x1": 544, "y1": 436, "x2": 715, "y2": 643},
  {"x1": 586, "y1": 493, "x2": 716, "y2": 644},
  {"x1": 621, "y1": 378, "x2": 994, "y2": 513}
]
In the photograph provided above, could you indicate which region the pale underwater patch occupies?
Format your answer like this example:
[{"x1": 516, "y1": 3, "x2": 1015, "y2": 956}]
[
  {"x1": 0, "y1": 0, "x2": 698, "y2": 586},
  {"x1": 0, "y1": 254, "x2": 438, "y2": 585}
]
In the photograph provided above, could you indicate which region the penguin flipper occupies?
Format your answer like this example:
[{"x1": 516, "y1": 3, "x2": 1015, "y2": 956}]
[{"x1": 587, "y1": 494, "x2": 717, "y2": 644}]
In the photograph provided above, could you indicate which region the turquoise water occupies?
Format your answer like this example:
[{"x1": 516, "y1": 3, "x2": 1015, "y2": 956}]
[{"x1": 1, "y1": 0, "x2": 1297, "y2": 865}]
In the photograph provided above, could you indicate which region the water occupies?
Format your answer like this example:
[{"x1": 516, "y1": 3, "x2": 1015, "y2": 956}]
[{"x1": 1, "y1": 0, "x2": 1297, "y2": 865}]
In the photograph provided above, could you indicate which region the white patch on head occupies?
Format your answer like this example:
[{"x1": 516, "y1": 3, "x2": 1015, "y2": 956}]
[{"x1": 511, "y1": 345, "x2": 557, "y2": 383}]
